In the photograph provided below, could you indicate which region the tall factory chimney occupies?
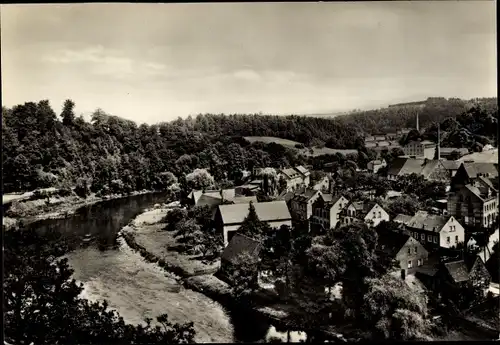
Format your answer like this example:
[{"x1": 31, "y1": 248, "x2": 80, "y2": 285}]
[
  {"x1": 416, "y1": 113, "x2": 419, "y2": 132},
  {"x1": 437, "y1": 123, "x2": 441, "y2": 160}
]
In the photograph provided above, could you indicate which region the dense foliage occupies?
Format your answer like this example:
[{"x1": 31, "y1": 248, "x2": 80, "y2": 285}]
[
  {"x1": 3, "y1": 227, "x2": 196, "y2": 344},
  {"x1": 335, "y1": 97, "x2": 497, "y2": 138}
]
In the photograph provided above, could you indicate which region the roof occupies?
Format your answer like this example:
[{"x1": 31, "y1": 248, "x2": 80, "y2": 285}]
[
  {"x1": 458, "y1": 149, "x2": 498, "y2": 164},
  {"x1": 221, "y1": 233, "x2": 261, "y2": 264},
  {"x1": 444, "y1": 260, "x2": 470, "y2": 283},
  {"x1": 278, "y1": 191, "x2": 295, "y2": 203},
  {"x1": 291, "y1": 188, "x2": 319, "y2": 202},
  {"x1": 294, "y1": 165, "x2": 310, "y2": 177},
  {"x1": 420, "y1": 160, "x2": 441, "y2": 179},
  {"x1": 406, "y1": 211, "x2": 449, "y2": 232},
  {"x1": 416, "y1": 264, "x2": 439, "y2": 277},
  {"x1": 191, "y1": 189, "x2": 237, "y2": 205},
  {"x1": 281, "y1": 168, "x2": 301, "y2": 180},
  {"x1": 196, "y1": 194, "x2": 224, "y2": 208},
  {"x1": 218, "y1": 201, "x2": 291, "y2": 225},
  {"x1": 369, "y1": 159, "x2": 385, "y2": 165},
  {"x1": 386, "y1": 190, "x2": 403, "y2": 199},
  {"x1": 377, "y1": 141, "x2": 390, "y2": 147},
  {"x1": 441, "y1": 160, "x2": 460, "y2": 170},
  {"x1": 232, "y1": 196, "x2": 259, "y2": 204},
  {"x1": 374, "y1": 135, "x2": 386, "y2": 140},
  {"x1": 387, "y1": 157, "x2": 425, "y2": 177},
  {"x1": 394, "y1": 214, "x2": 413, "y2": 224},
  {"x1": 420, "y1": 140, "x2": 435, "y2": 145},
  {"x1": 377, "y1": 231, "x2": 413, "y2": 257},
  {"x1": 462, "y1": 162, "x2": 499, "y2": 179}
]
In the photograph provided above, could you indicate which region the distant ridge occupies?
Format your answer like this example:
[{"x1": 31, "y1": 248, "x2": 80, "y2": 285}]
[{"x1": 388, "y1": 100, "x2": 427, "y2": 108}]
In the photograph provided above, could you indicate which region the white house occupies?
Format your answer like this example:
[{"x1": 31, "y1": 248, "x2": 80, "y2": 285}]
[{"x1": 340, "y1": 201, "x2": 390, "y2": 228}]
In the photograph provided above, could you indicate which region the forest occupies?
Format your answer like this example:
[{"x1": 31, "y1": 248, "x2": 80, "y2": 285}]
[{"x1": 2, "y1": 96, "x2": 497, "y2": 195}]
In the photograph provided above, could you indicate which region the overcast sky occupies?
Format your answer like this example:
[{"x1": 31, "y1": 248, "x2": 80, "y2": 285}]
[{"x1": 1, "y1": 2, "x2": 496, "y2": 124}]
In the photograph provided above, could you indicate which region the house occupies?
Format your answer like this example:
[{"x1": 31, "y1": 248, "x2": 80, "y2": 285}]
[
  {"x1": 340, "y1": 201, "x2": 390, "y2": 227},
  {"x1": 367, "y1": 159, "x2": 387, "y2": 174},
  {"x1": 385, "y1": 133, "x2": 398, "y2": 140},
  {"x1": 219, "y1": 233, "x2": 262, "y2": 285},
  {"x1": 374, "y1": 135, "x2": 386, "y2": 142},
  {"x1": 311, "y1": 193, "x2": 350, "y2": 231},
  {"x1": 234, "y1": 184, "x2": 261, "y2": 196},
  {"x1": 289, "y1": 188, "x2": 322, "y2": 222},
  {"x1": 440, "y1": 160, "x2": 460, "y2": 178},
  {"x1": 440, "y1": 148, "x2": 469, "y2": 160},
  {"x1": 377, "y1": 230, "x2": 429, "y2": 276},
  {"x1": 458, "y1": 149, "x2": 498, "y2": 164},
  {"x1": 294, "y1": 165, "x2": 311, "y2": 187},
  {"x1": 448, "y1": 172, "x2": 498, "y2": 228},
  {"x1": 215, "y1": 201, "x2": 292, "y2": 247},
  {"x1": 187, "y1": 189, "x2": 236, "y2": 206},
  {"x1": 311, "y1": 174, "x2": 330, "y2": 192},
  {"x1": 386, "y1": 157, "x2": 450, "y2": 183},
  {"x1": 364, "y1": 136, "x2": 375, "y2": 143},
  {"x1": 450, "y1": 162, "x2": 499, "y2": 191},
  {"x1": 278, "y1": 167, "x2": 306, "y2": 192},
  {"x1": 402, "y1": 140, "x2": 436, "y2": 160},
  {"x1": 439, "y1": 256, "x2": 491, "y2": 297},
  {"x1": 468, "y1": 229, "x2": 499, "y2": 264},
  {"x1": 403, "y1": 211, "x2": 465, "y2": 250},
  {"x1": 385, "y1": 190, "x2": 403, "y2": 200}
]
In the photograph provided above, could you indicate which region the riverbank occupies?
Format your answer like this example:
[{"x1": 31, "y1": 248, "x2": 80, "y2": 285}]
[
  {"x1": 120, "y1": 208, "x2": 350, "y2": 342},
  {"x1": 3, "y1": 189, "x2": 158, "y2": 230}
]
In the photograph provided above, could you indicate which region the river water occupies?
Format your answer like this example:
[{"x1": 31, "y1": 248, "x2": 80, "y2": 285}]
[{"x1": 25, "y1": 192, "x2": 281, "y2": 343}]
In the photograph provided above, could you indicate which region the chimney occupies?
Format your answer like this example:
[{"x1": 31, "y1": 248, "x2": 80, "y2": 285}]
[
  {"x1": 437, "y1": 123, "x2": 441, "y2": 160},
  {"x1": 416, "y1": 113, "x2": 419, "y2": 132}
]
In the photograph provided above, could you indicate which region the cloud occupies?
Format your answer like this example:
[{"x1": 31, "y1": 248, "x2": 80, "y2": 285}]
[{"x1": 43, "y1": 45, "x2": 170, "y2": 78}]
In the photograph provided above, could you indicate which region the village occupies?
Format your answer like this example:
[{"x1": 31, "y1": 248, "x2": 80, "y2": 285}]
[{"x1": 173, "y1": 118, "x2": 499, "y2": 340}]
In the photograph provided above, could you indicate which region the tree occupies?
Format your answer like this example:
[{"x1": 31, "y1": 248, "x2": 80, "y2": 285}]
[
  {"x1": 229, "y1": 251, "x2": 260, "y2": 302},
  {"x1": 162, "y1": 208, "x2": 188, "y2": 232},
  {"x1": 185, "y1": 168, "x2": 215, "y2": 190},
  {"x1": 238, "y1": 202, "x2": 271, "y2": 241},
  {"x1": 156, "y1": 171, "x2": 178, "y2": 190},
  {"x1": 385, "y1": 195, "x2": 421, "y2": 218},
  {"x1": 359, "y1": 274, "x2": 432, "y2": 341},
  {"x1": 174, "y1": 218, "x2": 200, "y2": 241},
  {"x1": 3, "y1": 228, "x2": 196, "y2": 344},
  {"x1": 61, "y1": 99, "x2": 76, "y2": 126}
]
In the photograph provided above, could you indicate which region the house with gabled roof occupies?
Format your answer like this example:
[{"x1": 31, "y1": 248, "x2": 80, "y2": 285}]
[
  {"x1": 339, "y1": 201, "x2": 390, "y2": 228},
  {"x1": 393, "y1": 214, "x2": 414, "y2": 226},
  {"x1": 448, "y1": 167, "x2": 499, "y2": 228},
  {"x1": 311, "y1": 193, "x2": 349, "y2": 231},
  {"x1": 403, "y1": 211, "x2": 465, "y2": 250},
  {"x1": 219, "y1": 233, "x2": 262, "y2": 285},
  {"x1": 386, "y1": 157, "x2": 450, "y2": 183},
  {"x1": 439, "y1": 255, "x2": 491, "y2": 297},
  {"x1": 289, "y1": 187, "x2": 322, "y2": 222},
  {"x1": 215, "y1": 201, "x2": 292, "y2": 247},
  {"x1": 377, "y1": 230, "x2": 429, "y2": 276},
  {"x1": 294, "y1": 165, "x2": 311, "y2": 186},
  {"x1": 440, "y1": 147, "x2": 469, "y2": 160},
  {"x1": 187, "y1": 188, "x2": 236, "y2": 206},
  {"x1": 278, "y1": 167, "x2": 306, "y2": 192}
]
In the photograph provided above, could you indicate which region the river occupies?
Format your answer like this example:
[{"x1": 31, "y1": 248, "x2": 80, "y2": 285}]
[{"x1": 25, "y1": 192, "x2": 285, "y2": 343}]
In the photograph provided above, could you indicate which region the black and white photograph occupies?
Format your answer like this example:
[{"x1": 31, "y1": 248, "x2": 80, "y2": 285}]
[{"x1": 2, "y1": 1, "x2": 498, "y2": 343}]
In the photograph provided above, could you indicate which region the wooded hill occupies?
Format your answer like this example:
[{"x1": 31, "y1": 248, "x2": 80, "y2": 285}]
[{"x1": 2, "y1": 96, "x2": 496, "y2": 194}]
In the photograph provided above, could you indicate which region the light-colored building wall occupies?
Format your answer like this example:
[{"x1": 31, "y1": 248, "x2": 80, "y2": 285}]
[{"x1": 364, "y1": 204, "x2": 390, "y2": 227}]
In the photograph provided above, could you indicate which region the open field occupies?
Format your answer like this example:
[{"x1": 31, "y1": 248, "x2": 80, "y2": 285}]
[{"x1": 243, "y1": 136, "x2": 358, "y2": 157}]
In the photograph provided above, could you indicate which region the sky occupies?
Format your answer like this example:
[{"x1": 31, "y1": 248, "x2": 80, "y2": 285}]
[{"x1": 1, "y1": 2, "x2": 497, "y2": 124}]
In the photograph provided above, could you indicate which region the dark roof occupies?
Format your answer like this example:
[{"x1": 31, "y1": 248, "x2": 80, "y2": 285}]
[
  {"x1": 377, "y1": 231, "x2": 412, "y2": 257},
  {"x1": 444, "y1": 260, "x2": 470, "y2": 283},
  {"x1": 278, "y1": 191, "x2": 295, "y2": 203},
  {"x1": 291, "y1": 187, "x2": 319, "y2": 202},
  {"x1": 196, "y1": 194, "x2": 224, "y2": 208},
  {"x1": 406, "y1": 211, "x2": 449, "y2": 232},
  {"x1": 416, "y1": 264, "x2": 439, "y2": 277},
  {"x1": 221, "y1": 233, "x2": 261, "y2": 264},
  {"x1": 387, "y1": 157, "x2": 424, "y2": 176}
]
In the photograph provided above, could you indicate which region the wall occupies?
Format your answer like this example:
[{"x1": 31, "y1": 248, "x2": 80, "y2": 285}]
[
  {"x1": 364, "y1": 204, "x2": 390, "y2": 227},
  {"x1": 396, "y1": 237, "x2": 429, "y2": 275},
  {"x1": 439, "y1": 217, "x2": 465, "y2": 248}
]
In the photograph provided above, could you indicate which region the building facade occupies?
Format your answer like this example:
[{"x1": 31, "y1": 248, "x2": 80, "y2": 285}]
[
  {"x1": 402, "y1": 140, "x2": 436, "y2": 160},
  {"x1": 311, "y1": 194, "x2": 349, "y2": 230},
  {"x1": 340, "y1": 201, "x2": 390, "y2": 228}
]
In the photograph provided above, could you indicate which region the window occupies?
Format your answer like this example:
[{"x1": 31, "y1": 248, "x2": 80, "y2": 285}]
[
  {"x1": 408, "y1": 260, "x2": 413, "y2": 269},
  {"x1": 433, "y1": 236, "x2": 438, "y2": 243},
  {"x1": 414, "y1": 247, "x2": 418, "y2": 254},
  {"x1": 373, "y1": 212, "x2": 376, "y2": 218},
  {"x1": 446, "y1": 236, "x2": 450, "y2": 244},
  {"x1": 455, "y1": 235, "x2": 458, "y2": 244},
  {"x1": 408, "y1": 247, "x2": 411, "y2": 255},
  {"x1": 417, "y1": 259, "x2": 423, "y2": 267},
  {"x1": 421, "y1": 233, "x2": 425, "y2": 240},
  {"x1": 378, "y1": 211, "x2": 381, "y2": 218},
  {"x1": 427, "y1": 235, "x2": 432, "y2": 242}
]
